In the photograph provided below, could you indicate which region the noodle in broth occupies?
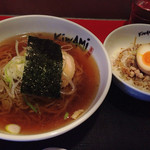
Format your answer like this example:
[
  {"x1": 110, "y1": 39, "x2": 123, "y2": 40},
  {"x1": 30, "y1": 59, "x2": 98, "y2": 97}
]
[{"x1": 0, "y1": 33, "x2": 100, "y2": 134}]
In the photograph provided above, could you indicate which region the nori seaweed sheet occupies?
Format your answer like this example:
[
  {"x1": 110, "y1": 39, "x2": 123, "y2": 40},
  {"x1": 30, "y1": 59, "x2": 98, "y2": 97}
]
[{"x1": 21, "y1": 36, "x2": 62, "y2": 98}]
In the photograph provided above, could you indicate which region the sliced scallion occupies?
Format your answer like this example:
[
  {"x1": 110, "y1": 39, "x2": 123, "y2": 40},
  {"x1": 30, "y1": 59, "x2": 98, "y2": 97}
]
[
  {"x1": 64, "y1": 112, "x2": 69, "y2": 120},
  {"x1": 5, "y1": 124, "x2": 21, "y2": 134},
  {"x1": 23, "y1": 96, "x2": 38, "y2": 113}
]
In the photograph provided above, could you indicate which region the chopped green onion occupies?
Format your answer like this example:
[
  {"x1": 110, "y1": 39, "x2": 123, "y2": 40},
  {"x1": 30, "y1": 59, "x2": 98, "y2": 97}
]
[
  {"x1": 64, "y1": 112, "x2": 69, "y2": 120},
  {"x1": 5, "y1": 124, "x2": 21, "y2": 134},
  {"x1": 4, "y1": 61, "x2": 13, "y2": 87},
  {"x1": 35, "y1": 103, "x2": 41, "y2": 114},
  {"x1": 3, "y1": 56, "x2": 25, "y2": 88},
  {"x1": 23, "y1": 96, "x2": 38, "y2": 113},
  {"x1": 71, "y1": 109, "x2": 84, "y2": 120}
]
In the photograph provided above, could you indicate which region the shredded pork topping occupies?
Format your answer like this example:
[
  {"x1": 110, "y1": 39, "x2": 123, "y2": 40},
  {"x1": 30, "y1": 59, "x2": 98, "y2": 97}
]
[{"x1": 113, "y1": 44, "x2": 150, "y2": 92}]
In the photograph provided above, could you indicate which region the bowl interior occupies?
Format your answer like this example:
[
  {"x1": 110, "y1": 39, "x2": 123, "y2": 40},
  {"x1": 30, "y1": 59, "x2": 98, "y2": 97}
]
[
  {"x1": 104, "y1": 24, "x2": 150, "y2": 59},
  {"x1": 0, "y1": 15, "x2": 111, "y2": 141}
]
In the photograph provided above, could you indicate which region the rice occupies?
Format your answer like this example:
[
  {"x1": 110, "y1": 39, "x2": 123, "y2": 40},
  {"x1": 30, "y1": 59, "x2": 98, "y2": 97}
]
[{"x1": 112, "y1": 43, "x2": 150, "y2": 92}]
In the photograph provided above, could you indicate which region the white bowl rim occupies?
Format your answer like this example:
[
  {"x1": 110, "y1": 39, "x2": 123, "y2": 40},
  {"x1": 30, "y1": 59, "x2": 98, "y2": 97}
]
[
  {"x1": 104, "y1": 23, "x2": 150, "y2": 96},
  {"x1": 0, "y1": 15, "x2": 112, "y2": 141}
]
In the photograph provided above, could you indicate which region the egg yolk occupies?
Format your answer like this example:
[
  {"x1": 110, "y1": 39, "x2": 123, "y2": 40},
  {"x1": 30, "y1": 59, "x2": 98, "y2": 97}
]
[{"x1": 142, "y1": 51, "x2": 150, "y2": 66}]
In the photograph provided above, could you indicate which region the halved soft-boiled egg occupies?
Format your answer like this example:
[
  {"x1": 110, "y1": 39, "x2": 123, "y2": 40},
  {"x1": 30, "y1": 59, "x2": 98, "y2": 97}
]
[
  {"x1": 136, "y1": 43, "x2": 150, "y2": 75},
  {"x1": 61, "y1": 51, "x2": 75, "y2": 87}
]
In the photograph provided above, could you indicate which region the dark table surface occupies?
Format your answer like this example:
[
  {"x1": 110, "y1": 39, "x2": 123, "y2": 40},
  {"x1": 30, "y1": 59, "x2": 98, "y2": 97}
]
[
  {"x1": 1, "y1": 83, "x2": 150, "y2": 150},
  {"x1": 0, "y1": 17, "x2": 150, "y2": 150}
]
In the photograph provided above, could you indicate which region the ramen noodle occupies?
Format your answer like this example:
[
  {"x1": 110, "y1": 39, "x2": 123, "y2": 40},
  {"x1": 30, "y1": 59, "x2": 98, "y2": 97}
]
[{"x1": 0, "y1": 33, "x2": 100, "y2": 134}]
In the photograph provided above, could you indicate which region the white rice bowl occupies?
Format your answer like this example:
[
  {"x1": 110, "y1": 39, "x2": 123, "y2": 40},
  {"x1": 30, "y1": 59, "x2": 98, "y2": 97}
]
[{"x1": 104, "y1": 24, "x2": 150, "y2": 101}]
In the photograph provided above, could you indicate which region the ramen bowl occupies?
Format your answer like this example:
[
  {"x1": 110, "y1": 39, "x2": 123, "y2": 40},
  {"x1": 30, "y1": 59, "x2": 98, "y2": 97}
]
[
  {"x1": 0, "y1": 15, "x2": 111, "y2": 141},
  {"x1": 104, "y1": 24, "x2": 150, "y2": 101}
]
